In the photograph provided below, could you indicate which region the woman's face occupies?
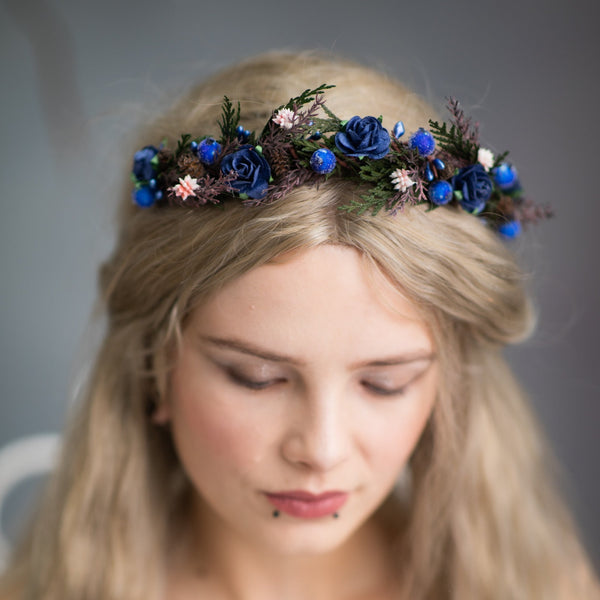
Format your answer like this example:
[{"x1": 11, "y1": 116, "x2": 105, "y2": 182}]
[{"x1": 162, "y1": 245, "x2": 438, "y2": 556}]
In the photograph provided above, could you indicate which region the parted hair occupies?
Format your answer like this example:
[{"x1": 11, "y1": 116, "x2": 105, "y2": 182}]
[{"x1": 2, "y1": 51, "x2": 598, "y2": 600}]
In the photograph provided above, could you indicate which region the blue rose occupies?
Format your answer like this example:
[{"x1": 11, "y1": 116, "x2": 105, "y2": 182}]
[
  {"x1": 220, "y1": 146, "x2": 271, "y2": 199},
  {"x1": 335, "y1": 116, "x2": 390, "y2": 159},
  {"x1": 452, "y1": 164, "x2": 493, "y2": 213},
  {"x1": 132, "y1": 145, "x2": 159, "y2": 181}
]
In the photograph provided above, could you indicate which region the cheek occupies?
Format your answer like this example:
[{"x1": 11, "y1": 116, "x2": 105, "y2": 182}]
[
  {"x1": 364, "y1": 376, "x2": 437, "y2": 472},
  {"x1": 368, "y1": 410, "x2": 426, "y2": 470},
  {"x1": 168, "y1": 366, "x2": 267, "y2": 484}
]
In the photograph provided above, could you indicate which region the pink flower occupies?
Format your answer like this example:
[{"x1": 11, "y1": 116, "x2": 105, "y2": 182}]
[
  {"x1": 272, "y1": 108, "x2": 298, "y2": 130},
  {"x1": 390, "y1": 168, "x2": 416, "y2": 193},
  {"x1": 173, "y1": 174, "x2": 200, "y2": 200},
  {"x1": 477, "y1": 147, "x2": 495, "y2": 171}
]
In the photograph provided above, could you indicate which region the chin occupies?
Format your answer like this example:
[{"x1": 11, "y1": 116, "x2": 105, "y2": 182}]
[{"x1": 255, "y1": 515, "x2": 362, "y2": 557}]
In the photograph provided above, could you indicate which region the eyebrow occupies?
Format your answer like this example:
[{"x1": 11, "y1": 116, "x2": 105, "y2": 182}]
[{"x1": 199, "y1": 335, "x2": 435, "y2": 369}]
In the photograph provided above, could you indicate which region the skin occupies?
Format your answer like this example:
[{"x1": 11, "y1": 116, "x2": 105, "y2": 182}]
[{"x1": 157, "y1": 244, "x2": 439, "y2": 600}]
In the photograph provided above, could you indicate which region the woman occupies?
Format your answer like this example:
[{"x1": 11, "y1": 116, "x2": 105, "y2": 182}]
[{"x1": 1, "y1": 51, "x2": 598, "y2": 599}]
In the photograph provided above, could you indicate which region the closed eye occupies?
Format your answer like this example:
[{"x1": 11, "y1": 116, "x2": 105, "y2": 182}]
[
  {"x1": 361, "y1": 381, "x2": 408, "y2": 397},
  {"x1": 360, "y1": 360, "x2": 434, "y2": 398},
  {"x1": 227, "y1": 370, "x2": 283, "y2": 391}
]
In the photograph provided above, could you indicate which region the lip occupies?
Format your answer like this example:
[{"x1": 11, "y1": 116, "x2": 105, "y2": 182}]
[{"x1": 264, "y1": 490, "x2": 349, "y2": 519}]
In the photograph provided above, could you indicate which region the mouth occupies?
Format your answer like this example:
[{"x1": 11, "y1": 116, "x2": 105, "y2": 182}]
[{"x1": 264, "y1": 490, "x2": 349, "y2": 519}]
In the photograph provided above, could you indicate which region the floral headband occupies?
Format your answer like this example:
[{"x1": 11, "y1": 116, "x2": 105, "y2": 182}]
[{"x1": 130, "y1": 84, "x2": 551, "y2": 238}]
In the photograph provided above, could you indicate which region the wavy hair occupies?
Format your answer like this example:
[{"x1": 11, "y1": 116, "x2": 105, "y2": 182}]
[{"x1": 2, "y1": 51, "x2": 598, "y2": 600}]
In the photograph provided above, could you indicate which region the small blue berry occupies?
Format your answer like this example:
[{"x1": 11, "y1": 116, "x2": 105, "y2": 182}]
[
  {"x1": 133, "y1": 185, "x2": 156, "y2": 208},
  {"x1": 409, "y1": 128, "x2": 436, "y2": 156},
  {"x1": 236, "y1": 125, "x2": 251, "y2": 142},
  {"x1": 310, "y1": 148, "x2": 336, "y2": 174},
  {"x1": 428, "y1": 180, "x2": 453, "y2": 205},
  {"x1": 432, "y1": 158, "x2": 445, "y2": 170},
  {"x1": 424, "y1": 162, "x2": 435, "y2": 182},
  {"x1": 190, "y1": 141, "x2": 199, "y2": 151},
  {"x1": 498, "y1": 220, "x2": 522, "y2": 238},
  {"x1": 309, "y1": 131, "x2": 322, "y2": 140},
  {"x1": 197, "y1": 137, "x2": 222, "y2": 165},
  {"x1": 393, "y1": 121, "x2": 405, "y2": 139},
  {"x1": 492, "y1": 163, "x2": 518, "y2": 190}
]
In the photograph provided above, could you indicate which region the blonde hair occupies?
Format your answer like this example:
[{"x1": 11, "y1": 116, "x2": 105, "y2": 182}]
[{"x1": 2, "y1": 51, "x2": 598, "y2": 600}]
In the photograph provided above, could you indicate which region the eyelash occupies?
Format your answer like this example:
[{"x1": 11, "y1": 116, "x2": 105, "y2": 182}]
[
  {"x1": 361, "y1": 382, "x2": 408, "y2": 397},
  {"x1": 227, "y1": 370, "x2": 281, "y2": 391},
  {"x1": 227, "y1": 370, "x2": 408, "y2": 396}
]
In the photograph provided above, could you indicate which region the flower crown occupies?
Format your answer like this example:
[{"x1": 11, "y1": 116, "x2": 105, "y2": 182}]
[{"x1": 131, "y1": 84, "x2": 551, "y2": 238}]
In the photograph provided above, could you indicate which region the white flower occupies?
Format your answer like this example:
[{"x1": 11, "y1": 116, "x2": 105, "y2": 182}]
[
  {"x1": 477, "y1": 147, "x2": 495, "y2": 171},
  {"x1": 173, "y1": 174, "x2": 200, "y2": 200},
  {"x1": 390, "y1": 168, "x2": 416, "y2": 193},
  {"x1": 272, "y1": 108, "x2": 298, "y2": 130}
]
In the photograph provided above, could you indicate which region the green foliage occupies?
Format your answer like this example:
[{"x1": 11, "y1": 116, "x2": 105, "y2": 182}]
[
  {"x1": 338, "y1": 161, "x2": 397, "y2": 215},
  {"x1": 218, "y1": 96, "x2": 241, "y2": 142},
  {"x1": 282, "y1": 83, "x2": 335, "y2": 111},
  {"x1": 308, "y1": 117, "x2": 342, "y2": 135},
  {"x1": 359, "y1": 182, "x2": 394, "y2": 214},
  {"x1": 320, "y1": 104, "x2": 342, "y2": 128},
  {"x1": 298, "y1": 104, "x2": 343, "y2": 139},
  {"x1": 339, "y1": 181, "x2": 391, "y2": 215},
  {"x1": 358, "y1": 159, "x2": 394, "y2": 183},
  {"x1": 493, "y1": 150, "x2": 509, "y2": 167},
  {"x1": 176, "y1": 133, "x2": 192, "y2": 155},
  {"x1": 292, "y1": 137, "x2": 326, "y2": 168},
  {"x1": 428, "y1": 119, "x2": 478, "y2": 162}
]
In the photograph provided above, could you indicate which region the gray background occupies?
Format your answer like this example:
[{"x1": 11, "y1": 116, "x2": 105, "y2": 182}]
[{"x1": 1, "y1": 0, "x2": 598, "y2": 568}]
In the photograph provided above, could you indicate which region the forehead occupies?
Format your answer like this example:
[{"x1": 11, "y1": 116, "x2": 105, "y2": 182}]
[{"x1": 186, "y1": 245, "x2": 433, "y2": 358}]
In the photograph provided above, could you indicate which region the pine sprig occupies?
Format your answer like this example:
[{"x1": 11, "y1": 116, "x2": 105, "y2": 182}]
[
  {"x1": 292, "y1": 138, "x2": 329, "y2": 167},
  {"x1": 429, "y1": 120, "x2": 478, "y2": 163},
  {"x1": 320, "y1": 104, "x2": 343, "y2": 128},
  {"x1": 218, "y1": 96, "x2": 241, "y2": 143},
  {"x1": 282, "y1": 84, "x2": 335, "y2": 111},
  {"x1": 176, "y1": 133, "x2": 192, "y2": 155},
  {"x1": 358, "y1": 160, "x2": 392, "y2": 183},
  {"x1": 308, "y1": 117, "x2": 343, "y2": 136},
  {"x1": 339, "y1": 195, "x2": 377, "y2": 215},
  {"x1": 493, "y1": 150, "x2": 509, "y2": 167},
  {"x1": 339, "y1": 179, "x2": 394, "y2": 216},
  {"x1": 361, "y1": 182, "x2": 394, "y2": 212},
  {"x1": 428, "y1": 97, "x2": 483, "y2": 162}
]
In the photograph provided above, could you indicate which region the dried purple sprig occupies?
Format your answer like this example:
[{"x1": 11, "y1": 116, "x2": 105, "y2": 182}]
[
  {"x1": 513, "y1": 198, "x2": 555, "y2": 226},
  {"x1": 445, "y1": 96, "x2": 480, "y2": 145},
  {"x1": 168, "y1": 172, "x2": 237, "y2": 207}
]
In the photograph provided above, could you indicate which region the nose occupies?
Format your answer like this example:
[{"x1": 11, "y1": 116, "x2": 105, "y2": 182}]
[{"x1": 280, "y1": 387, "x2": 351, "y2": 472}]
